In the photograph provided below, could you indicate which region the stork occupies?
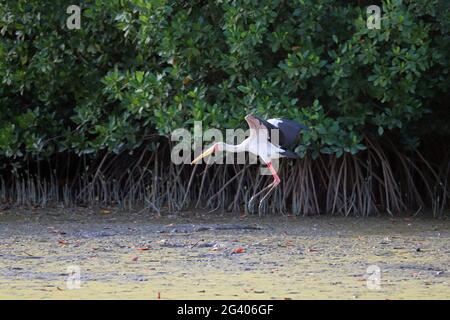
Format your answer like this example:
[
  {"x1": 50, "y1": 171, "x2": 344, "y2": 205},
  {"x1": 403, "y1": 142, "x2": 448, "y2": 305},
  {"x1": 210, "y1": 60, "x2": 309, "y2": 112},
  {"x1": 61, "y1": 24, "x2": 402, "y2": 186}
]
[{"x1": 191, "y1": 114, "x2": 308, "y2": 213}]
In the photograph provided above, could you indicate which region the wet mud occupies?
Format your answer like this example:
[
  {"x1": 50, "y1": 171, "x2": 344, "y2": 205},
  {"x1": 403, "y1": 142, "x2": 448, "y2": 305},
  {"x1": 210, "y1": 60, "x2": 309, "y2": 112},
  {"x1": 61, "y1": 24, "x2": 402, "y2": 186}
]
[{"x1": 0, "y1": 208, "x2": 449, "y2": 299}]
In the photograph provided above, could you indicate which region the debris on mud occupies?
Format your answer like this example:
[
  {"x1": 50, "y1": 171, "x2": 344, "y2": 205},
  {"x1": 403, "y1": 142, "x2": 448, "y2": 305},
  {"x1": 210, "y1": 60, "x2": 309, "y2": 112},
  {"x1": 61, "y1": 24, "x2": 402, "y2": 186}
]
[
  {"x1": 157, "y1": 223, "x2": 264, "y2": 234},
  {"x1": 232, "y1": 247, "x2": 246, "y2": 254}
]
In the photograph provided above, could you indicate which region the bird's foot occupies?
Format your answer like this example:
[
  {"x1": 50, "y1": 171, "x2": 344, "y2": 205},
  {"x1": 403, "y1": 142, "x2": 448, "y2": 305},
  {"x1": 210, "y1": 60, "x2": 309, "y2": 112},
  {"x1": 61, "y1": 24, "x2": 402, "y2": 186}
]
[
  {"x1": 247, "y1": 202, "x2": 255, "y2": 213},
  {"x1": 247, "y1": 198, "x2": 256, "y2": 214},
  {"x1": 257, "y1": 201, "x2": 264, "y2": 217}
]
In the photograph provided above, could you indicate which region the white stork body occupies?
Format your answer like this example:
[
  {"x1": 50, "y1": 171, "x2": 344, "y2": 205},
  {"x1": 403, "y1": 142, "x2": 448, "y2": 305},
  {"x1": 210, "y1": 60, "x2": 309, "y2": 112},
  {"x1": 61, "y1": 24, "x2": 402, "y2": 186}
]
[{"x1": 191, "y1": 114, "x2": 308, "y2": 212}]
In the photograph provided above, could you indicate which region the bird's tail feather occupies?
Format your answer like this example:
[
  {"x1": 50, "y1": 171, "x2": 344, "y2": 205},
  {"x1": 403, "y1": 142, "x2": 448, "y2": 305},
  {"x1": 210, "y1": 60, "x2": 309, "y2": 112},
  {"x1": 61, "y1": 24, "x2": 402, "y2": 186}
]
[{"x1": 279, "y1": 149, "x2": 300, "y2": 159}]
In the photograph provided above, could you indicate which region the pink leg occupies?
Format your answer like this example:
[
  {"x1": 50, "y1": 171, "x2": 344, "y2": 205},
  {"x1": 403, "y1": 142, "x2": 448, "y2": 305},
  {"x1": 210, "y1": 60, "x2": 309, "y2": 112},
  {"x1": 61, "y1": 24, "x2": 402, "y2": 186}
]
[
  {"x1": 266, "y1": 162, "x2": 281, "y2": 185},
  {"x1": 258, "y1": 162, "x2": 281, "y2": 211},
  {"x1": 248, "y1": 161, "x2": 281, "y2": 214}
]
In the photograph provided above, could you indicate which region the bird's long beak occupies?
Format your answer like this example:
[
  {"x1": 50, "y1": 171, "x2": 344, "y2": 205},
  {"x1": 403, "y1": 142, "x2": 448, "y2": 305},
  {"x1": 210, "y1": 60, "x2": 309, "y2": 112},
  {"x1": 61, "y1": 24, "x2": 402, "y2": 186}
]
[{"x1": 191, "y1": 145, "x2": 216, "y2": 164}]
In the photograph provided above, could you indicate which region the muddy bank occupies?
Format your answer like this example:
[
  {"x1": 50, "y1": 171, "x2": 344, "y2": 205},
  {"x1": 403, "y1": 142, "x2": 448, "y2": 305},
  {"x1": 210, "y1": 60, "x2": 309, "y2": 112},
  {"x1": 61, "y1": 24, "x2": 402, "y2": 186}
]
[{"x1": 0, "y1": 208, "x2": 449, "y2": 299}]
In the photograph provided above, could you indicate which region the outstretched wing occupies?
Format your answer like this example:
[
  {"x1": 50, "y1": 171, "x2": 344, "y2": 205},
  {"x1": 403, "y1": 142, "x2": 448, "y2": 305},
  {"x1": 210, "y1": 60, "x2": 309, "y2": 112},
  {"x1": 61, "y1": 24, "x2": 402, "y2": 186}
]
[
  {"x1": 267, "y1": 118, "x2": 308, "y2": 149},
  {"x1": 246, "y1": 115, "x2": 281, "y2": 146},
  {"x1": 245, "y1": 114, "x2": 308, "y2": 154}
]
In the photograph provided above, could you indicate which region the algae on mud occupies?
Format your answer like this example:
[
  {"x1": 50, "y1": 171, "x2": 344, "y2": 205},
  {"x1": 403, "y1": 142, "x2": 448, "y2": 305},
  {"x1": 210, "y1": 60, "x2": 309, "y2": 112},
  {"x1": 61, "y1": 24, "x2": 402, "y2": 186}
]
[{"x1": 0, "y1": 208, "x2": 449, "y2": 299}]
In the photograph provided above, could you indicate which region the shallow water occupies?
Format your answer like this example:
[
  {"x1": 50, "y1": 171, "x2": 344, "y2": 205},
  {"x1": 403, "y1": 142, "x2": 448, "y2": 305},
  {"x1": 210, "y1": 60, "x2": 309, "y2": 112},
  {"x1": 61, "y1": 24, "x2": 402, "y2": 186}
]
[{"x1": 0, "y1": 208, "x2": 449, "y2": 299}]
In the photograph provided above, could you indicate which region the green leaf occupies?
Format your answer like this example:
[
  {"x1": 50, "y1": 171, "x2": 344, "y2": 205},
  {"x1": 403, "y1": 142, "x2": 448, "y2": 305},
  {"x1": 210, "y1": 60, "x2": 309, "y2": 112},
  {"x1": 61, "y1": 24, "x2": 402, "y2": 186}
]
[{"x1": 237, "y1": 85, "x2": 251, "y2": 94}]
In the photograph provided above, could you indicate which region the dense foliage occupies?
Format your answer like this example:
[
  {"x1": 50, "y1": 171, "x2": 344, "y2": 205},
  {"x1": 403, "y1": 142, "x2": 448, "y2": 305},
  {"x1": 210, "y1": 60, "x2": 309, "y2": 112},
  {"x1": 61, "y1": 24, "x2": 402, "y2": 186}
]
[{"x1": 1, "y1": 0, "x2": 449, "y2": 163}]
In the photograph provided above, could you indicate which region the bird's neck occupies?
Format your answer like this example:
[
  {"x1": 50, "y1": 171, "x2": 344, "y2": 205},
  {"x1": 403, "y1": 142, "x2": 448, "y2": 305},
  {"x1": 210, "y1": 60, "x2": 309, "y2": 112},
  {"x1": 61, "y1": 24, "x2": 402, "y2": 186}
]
[{"x1": 221, "y1": 139, "x2": 248, "y2": 153}]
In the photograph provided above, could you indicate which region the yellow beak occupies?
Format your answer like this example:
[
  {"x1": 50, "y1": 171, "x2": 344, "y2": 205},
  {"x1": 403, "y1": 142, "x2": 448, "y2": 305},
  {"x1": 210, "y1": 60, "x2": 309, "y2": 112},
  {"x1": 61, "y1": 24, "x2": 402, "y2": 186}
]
[{"x1": 191, "y1": 145, "x2": 216, "y2": 164}]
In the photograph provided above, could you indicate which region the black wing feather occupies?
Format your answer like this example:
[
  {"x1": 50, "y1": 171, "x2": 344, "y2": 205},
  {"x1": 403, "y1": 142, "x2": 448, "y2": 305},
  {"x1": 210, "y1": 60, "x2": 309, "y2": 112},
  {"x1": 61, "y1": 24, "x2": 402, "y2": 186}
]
[
  {"x1": 267, "y1": 118, "x2": 308, "y2": 149},
  {"x1": 249, "y1": 115, "x2": 308, "y2": 156}
]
